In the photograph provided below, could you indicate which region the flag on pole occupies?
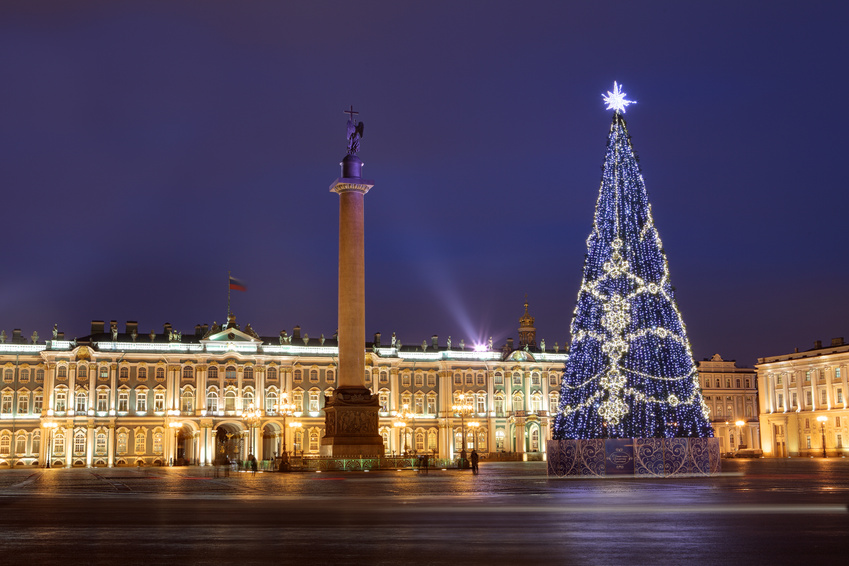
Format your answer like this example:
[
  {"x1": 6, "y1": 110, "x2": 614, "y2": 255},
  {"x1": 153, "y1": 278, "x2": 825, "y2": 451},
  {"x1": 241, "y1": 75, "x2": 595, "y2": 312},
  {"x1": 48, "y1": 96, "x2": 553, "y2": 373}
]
[{"x1": 229, "y1": 276, "x2": 247, "y2": 292}]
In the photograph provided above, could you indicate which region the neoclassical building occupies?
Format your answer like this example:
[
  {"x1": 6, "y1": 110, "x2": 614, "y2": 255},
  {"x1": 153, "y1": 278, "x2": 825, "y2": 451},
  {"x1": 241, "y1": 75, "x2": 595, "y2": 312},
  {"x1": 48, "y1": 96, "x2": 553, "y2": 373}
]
[
  {"x1": 757, "y1": 337, "x2": 849, "y2": 457},
  {"x1": 696, "y1": 354, "x2": 759, "y2": 454},
  {"x1": 0, "y1": 305, "x2": 567, "y2": 468}
]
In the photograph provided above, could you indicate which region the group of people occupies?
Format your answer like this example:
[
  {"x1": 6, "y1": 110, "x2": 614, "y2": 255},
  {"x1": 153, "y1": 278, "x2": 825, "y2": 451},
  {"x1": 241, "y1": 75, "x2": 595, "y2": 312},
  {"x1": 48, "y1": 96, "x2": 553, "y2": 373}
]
[{"x1": 469, "y1": 449, "x2": 480, "y2": 474}]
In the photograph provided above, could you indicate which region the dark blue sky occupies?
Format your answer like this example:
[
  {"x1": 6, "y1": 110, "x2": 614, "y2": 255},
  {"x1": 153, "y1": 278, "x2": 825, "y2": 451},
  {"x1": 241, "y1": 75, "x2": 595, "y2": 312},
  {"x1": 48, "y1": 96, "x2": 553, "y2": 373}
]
[{"x1": 1, "y1": 2, "x2": 847, "y2": 366}]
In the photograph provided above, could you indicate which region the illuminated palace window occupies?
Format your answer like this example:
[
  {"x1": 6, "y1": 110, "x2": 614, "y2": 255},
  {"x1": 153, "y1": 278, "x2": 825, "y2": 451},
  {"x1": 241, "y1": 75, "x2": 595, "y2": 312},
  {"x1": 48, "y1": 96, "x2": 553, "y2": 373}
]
[
  {"x1": 135, "y1": 433, "x2": 145, "y2": 454},
  {"x1": 97, "y1": 390, "x2": 108, "y2": 412},
  {"x1": 153, "y1": 432, "x2": 163, "y2": 454},
  {"x1": 225, "y1": 390, "x2": 236, "y2": 411},
  {"x1": 427, "y1": 373, "x2": 436, "y2": 387},
  {"x1": 156, "y1": 368, "x2": 165, "y2": 381},
  {"x1": 428, "y1": 430, "x2": 437, "y2": 451},
  {"x1": 476, "y1": 394, "x2": 485, "y2": 414},
  {"x1": 309, "y1": 431, "x2": 319, "y2": 453},
  {"x1": 118, "y1": 390, "x2": 128, "y2": 412},
  {"x1": 183, "y1": 366, "x2": 193, "y2": 380},
  {"x1": 415, "y1": 431, "x2": 424, "y2": 452},
  {"x1": 207, "y1": 390, "x2": 218, "y2": 412},
  {"x1": 19, "y1": 369, "x2": 29, "y2": 383},
  {"x1": 53, "y1": 432, "x2": 64, "y2": 455},
  {"x1": 265, "y1": 391, "x2": 277, "y2": 411},
  {"x1": 119, "y1": 367, "x2": 129, "y2": 381},
  {"x1": 78, "y1": 365, "x2": 87, "y2": 378},
  {"x1": 415, "y1": 373, "x2": 423, "y2": 387},
  {"x1": 207, "y1": 366, "x2": 217, "y2": 380},
  {"x1": 75, "y1": 391, "x2": 87, "y2": 413},
  {"x1": 0, "y1": 435, "x2": 10, "y2": 455},
  {"x1": 95, "y1": 432, "x2": 107, "y2": 455},
  {"x1": 136, "y1": 390, "x2": 147, "y2": 413},
  {"x1": 266, "y1": 367, "x2": 278, "y2": 381},
  {"x1": 181, "y1": 390, "x2": 193, "y2": 413},
  {"x1": 379, "y1": 391, "x2": 389, "y2": 412},
  {"x1": 243, "y1": 366, "x2": 253, "y2": 380},
  {"x1": 33, "y1": 393, "x2": 42, "y2": 413},
  {"x1": 154, "y1": 391, "x2": 165, "y2": 412},
  {"x1": 74, "y1": 432, "x2": 86, "y2": 455},
  {"x1": 309, "y1": 391, "x2": 320, "y2": 412},
  {"x1": 117, "y1": 433, "x2": 128, "y2": 454},
  {"x1": 426, "y1": 396, "x2": 436, "y2": 415},
  {"x1": 138, "y1": 366, "x2": 147, "y2": 381},
  {"x1": 15, "y1": 434, "x2": 25, "y2": 454},
  {"x1": 1, "y1": 393, "x2": 13, "y2": 414},
  {"x1": 55, "y1": 390, "x2": 67, "y2": 412}
]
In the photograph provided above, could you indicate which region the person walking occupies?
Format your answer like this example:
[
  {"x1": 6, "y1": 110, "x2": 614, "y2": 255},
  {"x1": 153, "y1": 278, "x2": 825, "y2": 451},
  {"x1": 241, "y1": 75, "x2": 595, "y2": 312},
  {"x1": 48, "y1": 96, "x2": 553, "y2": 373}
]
[{"x1": 470, "y1": 449, "x2": 479, "y2": 475}]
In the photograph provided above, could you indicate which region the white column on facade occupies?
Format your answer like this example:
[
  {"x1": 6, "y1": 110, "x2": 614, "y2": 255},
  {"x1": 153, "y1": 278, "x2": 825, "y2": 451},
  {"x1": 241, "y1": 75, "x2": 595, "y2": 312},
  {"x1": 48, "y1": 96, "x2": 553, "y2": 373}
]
[
  {"x1": 842, "y1": 365, "x2": 849, "y2": 409},
  {"x1": 86, "y1": 424, "x2": 94, "y2": 467},
  {"x1": 64, "y1": 424, "x2": 73, "y2": 468},
  {"x1": 110, "y1": 364, "x2": 117, "y2": 411},
  {"x1": 515, "y1": 418, "x2": 525, "y2": 455},
  {"x1": 197, "y1": 366, "x2": 206, "y2": 414},
  {"x1": 88, "y1": 364, "x2": 96, "y2": 415},
  {"x1": 825, "y1": 367, "x2": 834, "y2": 409},
  {"x1": 68, "y1": 366, "x2": 76, "y2": 416},
  {"x1": 107, "y1": 424, "x2": 115, "y2": 467},
  {"x1": 390, "y1": 368, "x2": 400, "y2": 412},
  {"x1": 237, "y1": 367, "x2": 244, "y2": 412},
  {"x1": 45, "y1": 364, "x2": 55, "y2": 414},
  {"x1": 257, "y1": 367, "x2": 265, "y2": 412}
]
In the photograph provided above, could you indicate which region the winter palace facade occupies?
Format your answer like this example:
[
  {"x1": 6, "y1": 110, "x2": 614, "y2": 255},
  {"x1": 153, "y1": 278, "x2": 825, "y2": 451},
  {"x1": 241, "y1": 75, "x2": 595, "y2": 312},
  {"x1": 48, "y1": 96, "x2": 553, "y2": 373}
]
[{"x1": 0, "y1": 305, "x2": 569, "y2": 468}]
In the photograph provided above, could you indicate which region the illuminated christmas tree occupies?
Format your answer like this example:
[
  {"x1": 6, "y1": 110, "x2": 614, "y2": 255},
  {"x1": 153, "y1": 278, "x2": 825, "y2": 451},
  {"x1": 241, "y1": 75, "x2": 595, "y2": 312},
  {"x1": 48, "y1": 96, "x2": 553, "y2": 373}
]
[{"x1": 553, "y1": 83, "x2": 712, "y2": 440}]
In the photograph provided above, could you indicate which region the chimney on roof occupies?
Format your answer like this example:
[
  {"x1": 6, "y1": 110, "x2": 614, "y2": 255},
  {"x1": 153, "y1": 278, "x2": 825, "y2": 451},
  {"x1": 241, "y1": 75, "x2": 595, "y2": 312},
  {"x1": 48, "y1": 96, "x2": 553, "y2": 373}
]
[
  {"x1": 163, "y1": 322, "x2": 172, "y2": 335},
  {"x1": 125, "y1": 321, "x2": 138, "y2": 335},
  {"x1": 201, "y1": 324, "x2": 209, "y2": 336},
  {"x1": 815, "y1": 340, "x2": 822, "y2": 349},
  {"x1": 831, "y1": 337, "x2": 844, "y2": 347},
  {"x1": 507, "y1": 337, "x2": 514, "y2": 351},
  {"x1": 91, "y1": 320, "x2": 105, "y2": 334},
  {"x1": 195, "y1": 324, "x2": 202, "y2": 337},
  {"x1": 57, "y1": 331, "x2": 65, "y2": 340},
  {"x1": 293, "y1": 325, "x2": 301, "y2": 340},
  {"x1": 12, "y1": 328, "x2": 22, "y2": 343},
  {"x1": 374, "y1": 332, "x2": 381, "y2": 348},
  {"x1": 432, "y1": 334, "x2": 438, "y2": 349}
]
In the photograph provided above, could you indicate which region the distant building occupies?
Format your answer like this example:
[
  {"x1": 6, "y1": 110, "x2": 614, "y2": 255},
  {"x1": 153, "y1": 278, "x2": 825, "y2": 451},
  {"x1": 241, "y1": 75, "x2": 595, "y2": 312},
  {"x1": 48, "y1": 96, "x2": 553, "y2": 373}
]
[
  {"x1": 697, "y1": 354, "x2": 759, "y2": 453},
  {"x1": 0, "y1": 304, "x2": 567, "y2": 468},
  {"x1": 756, "y1": 337, "x2": 849, "y2": 457}
]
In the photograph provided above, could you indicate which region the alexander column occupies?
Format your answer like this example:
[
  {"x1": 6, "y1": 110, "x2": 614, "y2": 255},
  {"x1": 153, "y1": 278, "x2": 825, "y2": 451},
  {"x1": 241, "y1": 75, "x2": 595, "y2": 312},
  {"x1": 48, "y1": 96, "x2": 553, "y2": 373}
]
[{"x1": 320, "y1": 106, "x2": 383, "y2": 457}]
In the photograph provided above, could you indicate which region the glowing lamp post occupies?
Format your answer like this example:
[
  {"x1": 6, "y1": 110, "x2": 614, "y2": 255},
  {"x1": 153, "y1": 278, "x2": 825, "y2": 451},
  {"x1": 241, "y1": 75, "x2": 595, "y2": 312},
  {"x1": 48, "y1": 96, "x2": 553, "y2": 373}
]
[
  {"x1": 735, "y1": 420, "x2": 745, "y2": 451},
  {"x1": 452, "y1": 393, "x2": 474, "y2": 467},
  {"x1": 274, "y1": 393, "x2": 296, "y2": 471},
  {"x1": 242, "y1": 403, "x2": 262, "y2": 462},
  {"x1": 44, "y1": 421, "x2": 58, "y2": 468},
  {"x1": 168, "y1": 421, "x2": 182, "y2": 465},
  {"x1": 817, "y1": 415, "x2": 828, "y2": 458}
]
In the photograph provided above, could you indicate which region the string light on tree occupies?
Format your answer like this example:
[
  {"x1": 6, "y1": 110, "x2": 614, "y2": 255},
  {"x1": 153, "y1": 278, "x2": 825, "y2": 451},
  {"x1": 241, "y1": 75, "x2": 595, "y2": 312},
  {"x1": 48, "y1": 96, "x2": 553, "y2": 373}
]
[{"x1": 552, "y1": 82, "x2": 713, "y2": 440}]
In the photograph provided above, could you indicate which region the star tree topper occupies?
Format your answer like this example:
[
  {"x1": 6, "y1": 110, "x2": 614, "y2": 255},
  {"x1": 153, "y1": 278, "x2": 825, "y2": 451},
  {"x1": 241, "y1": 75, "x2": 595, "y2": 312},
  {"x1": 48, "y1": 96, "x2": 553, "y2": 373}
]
[{"x1": 602, "y1": 81, "x2": 636, "y2": 113}]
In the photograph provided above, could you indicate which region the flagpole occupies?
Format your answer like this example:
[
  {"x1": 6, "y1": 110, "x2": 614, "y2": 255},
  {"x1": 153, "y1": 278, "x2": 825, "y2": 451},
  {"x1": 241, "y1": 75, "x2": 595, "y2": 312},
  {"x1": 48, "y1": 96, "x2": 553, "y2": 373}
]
[{"x1": 227, "y1": 270, "x2": 231, "y2": 321}]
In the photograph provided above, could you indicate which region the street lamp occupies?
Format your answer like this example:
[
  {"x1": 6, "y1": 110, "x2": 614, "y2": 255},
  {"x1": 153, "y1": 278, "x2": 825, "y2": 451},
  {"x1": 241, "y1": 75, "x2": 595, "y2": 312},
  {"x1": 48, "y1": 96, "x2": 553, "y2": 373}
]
[
  {"x1": 43, "y1": 421, "x2": 58, "y2": 468},
  {"x1": 452, "y1": 393, "x2": 474, "y2": 467},
  {"x1": 241, "y1": 402, "x2": 262, "y2": 464},
  {"x1": 168, "y1": 421, "x2": 182, "y2": 466},
  {"x1": 274, "y1": 392, "x2": 296, "y2": 471},
  {"x1": 735, "y1": 420, "x2": 745, "y2": 451},
  {"x1": 817, "y1": 415, "x2": 828, "y2": 458},
  {"x1": 394, "y1": 403, "x2": 414, "y2": 456}
]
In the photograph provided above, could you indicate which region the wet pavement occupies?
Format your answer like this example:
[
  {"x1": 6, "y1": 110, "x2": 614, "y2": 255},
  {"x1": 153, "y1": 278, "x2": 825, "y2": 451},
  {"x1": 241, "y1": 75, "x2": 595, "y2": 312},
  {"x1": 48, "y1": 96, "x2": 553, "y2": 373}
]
[{"x1": 0, "y1": 458, "x2": 847, "y2": 565}]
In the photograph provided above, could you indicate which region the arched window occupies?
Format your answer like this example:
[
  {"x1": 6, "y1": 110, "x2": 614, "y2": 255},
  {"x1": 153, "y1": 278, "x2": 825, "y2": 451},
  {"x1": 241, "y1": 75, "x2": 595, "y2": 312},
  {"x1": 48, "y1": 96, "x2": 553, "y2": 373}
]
[
  {"x1": 57, "y1": 366, "x2": 67, "y2": 379},
  {"x1": 138, "y1": 366, "x2": 147, "y2": 380},
  {"x1": 225, "y1": 366, "x2": 237, "y2": 380},
  {"x1": 309, "y1": 390, "x2": 320, "y2": 412},
  {"x1": 266, "y1": 390, "x2": 278, "y2": 412},
  {"x1": 494, "y1": 394, "x2": 505, "y2": 416},
  {"x1": 155, "y1": 368, "x2": 165, "y2": 381},
  {"x1": 244, "y1": 366, "x2": 254, "y2": 380},
  {"x1": 74, "y1": 432, "x2": 86, "y2": 455},
  {"x1": 225, "y1": 390, "x2": 236, "y2": 411},
  {"x1": 36, "y1": 369, "x2": 44, "y2": 382},
  {"x1": 183, "y1": 367, "x2": 194, "y2": 380},
  {"x1": 77, "y1": 365, "x2": 88, "y2": 378},
  {"x1": 95, "y1": 432, "x2": 107, "y2": 455},
  {"x1": 267, "y1": 367, "x2": 278, "y2": 381},
  {"x1": 495, "y1": 430, "x2": 505, "y2": 451},
  {"x1": 549, "y1": 392, "x2": 560, "y2": 411},
  {"x1": 54, "y1": 389, "x2": 68, "y2": 412},
  {"x1": 20, "y1": 369, "x2": 30, "y2": 382},
  {"x1": 309, "y1": 431, "x2": 319, "y2": 453},
  {"x1": 415, "y1": 431, "x2": 425, "y2": 452},
  {"x1": 136, "y1": 389, "x2": 148, "y2": 412},
  {"x1": 0, "y1": 435, "x2": 10, "y2": 455},
  {"x1": 428, "y1": 430, "x2": 437, "y2": 452},
  {"x1": 53, "y1": 431, "x2": 65, "y2": 455},
  {"x1": 512, "y1": 392, "x2": 524, "y2": 411},
  {"x1": 119, "y1": 367, "x2": 129, "y2": 381},
  {"x1": 243, "y1": 389, "x2": 254, "y2": 410},
  {"x1": 293, "y1": 369, "x2": 302, "y2": 383},
  {"x1": 117, "y1": 432, "x2": 128, "y2": 454},
  {"x1": 207, "y1": 366, "x2": 218, "y2": 380},
  {"x1": 530, "y1": 428, "x2": 540, "y2": 452},
  {"x1": 207, "y1": 390, "x2": 218, "y2": 412},
  {"x1": 152, "y1": 432, "x2": 163, "y2": 454},
  {"x1": 309, "y1": 369, "x2": 319, "y2": 383},
  {"x1": 181, "y1": 389, "x2": 194, "y2": 413}
]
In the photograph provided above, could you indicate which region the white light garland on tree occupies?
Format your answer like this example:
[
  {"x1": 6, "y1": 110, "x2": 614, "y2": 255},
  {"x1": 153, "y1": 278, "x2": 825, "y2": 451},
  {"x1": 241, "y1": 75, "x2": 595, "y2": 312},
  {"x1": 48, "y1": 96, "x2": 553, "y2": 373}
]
[{"x1": 552, "y1": 83, "x2": 713, "y2": 440}]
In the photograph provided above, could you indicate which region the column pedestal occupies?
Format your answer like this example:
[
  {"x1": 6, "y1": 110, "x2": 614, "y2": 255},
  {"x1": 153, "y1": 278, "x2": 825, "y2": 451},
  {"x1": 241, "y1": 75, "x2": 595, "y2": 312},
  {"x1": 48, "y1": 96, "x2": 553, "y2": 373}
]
[{"x1": 320, "y1": 386, "x2": 383, "y2": 457}]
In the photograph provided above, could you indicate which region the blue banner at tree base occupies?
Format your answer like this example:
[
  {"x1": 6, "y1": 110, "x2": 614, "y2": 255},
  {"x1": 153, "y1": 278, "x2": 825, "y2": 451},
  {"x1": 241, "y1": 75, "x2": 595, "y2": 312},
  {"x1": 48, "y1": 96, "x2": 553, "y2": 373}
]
[{"x1": 547, "y1": 438, "x2": 721, "y2": 478}]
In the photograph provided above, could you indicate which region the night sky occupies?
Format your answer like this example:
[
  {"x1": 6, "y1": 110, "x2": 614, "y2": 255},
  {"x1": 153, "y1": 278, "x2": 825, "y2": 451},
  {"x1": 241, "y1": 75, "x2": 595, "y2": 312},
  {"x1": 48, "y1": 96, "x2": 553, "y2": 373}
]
[{"x1": 2, "y1": 2, "x2": 848, "y2": 367}]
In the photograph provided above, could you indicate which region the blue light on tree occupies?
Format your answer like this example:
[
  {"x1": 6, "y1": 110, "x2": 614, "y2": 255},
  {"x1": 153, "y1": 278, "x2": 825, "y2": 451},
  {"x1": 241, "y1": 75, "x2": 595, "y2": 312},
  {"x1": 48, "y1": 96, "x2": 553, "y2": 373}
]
[{"x1": 553, "y1": 83, "x2": 713, "y2": 440}]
